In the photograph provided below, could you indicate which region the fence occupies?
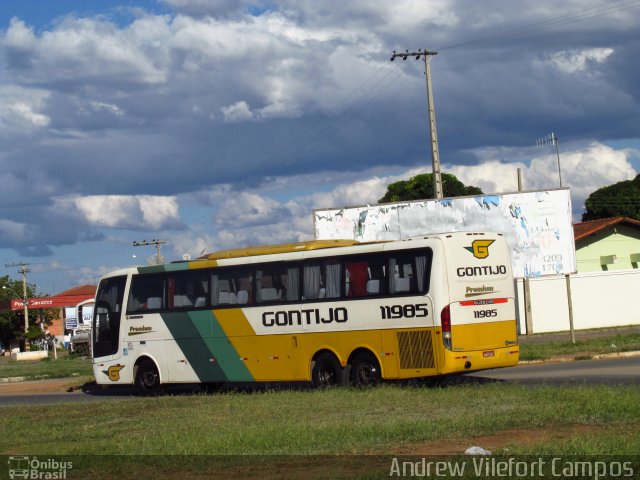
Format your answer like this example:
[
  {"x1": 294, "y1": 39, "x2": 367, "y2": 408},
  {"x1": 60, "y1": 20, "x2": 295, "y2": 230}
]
[{"x1": 515, "y1": 270, "x2": 640, "y2": 334}]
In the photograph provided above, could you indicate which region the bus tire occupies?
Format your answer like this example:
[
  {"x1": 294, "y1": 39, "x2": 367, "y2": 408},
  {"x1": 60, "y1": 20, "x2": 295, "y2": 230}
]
[
  {"x1": 135, "y1": 359, "x2": 162, "y2": 395},
  {"x1": 311, "y1": 353, "x2": 343, "y2": 388},
  {"x1": 350, "y1": 351, "x2": 381, "y2": 387}
]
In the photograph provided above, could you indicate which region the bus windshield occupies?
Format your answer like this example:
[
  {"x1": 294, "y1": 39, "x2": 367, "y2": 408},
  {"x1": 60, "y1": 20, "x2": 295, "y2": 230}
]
[{"x1": 92, "y1": 275, "x2": 126, "y2": 358}]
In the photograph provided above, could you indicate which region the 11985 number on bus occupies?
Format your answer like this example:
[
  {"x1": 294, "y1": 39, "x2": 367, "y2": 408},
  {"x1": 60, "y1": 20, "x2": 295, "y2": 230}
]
[{"x1": 380, "y1": 304, "x2": 428, "y2": 319}]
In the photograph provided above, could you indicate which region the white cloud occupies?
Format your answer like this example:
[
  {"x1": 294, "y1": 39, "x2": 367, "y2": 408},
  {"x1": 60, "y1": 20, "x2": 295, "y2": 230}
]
[
  {"x1": 0, "y1": 219, "x2": 27, "y2": 242},
  {"x1": 306, "y1": 177, "x2": 390, "y2": 209},
  {"x1": 215, "y1": 192, "x2": 292, "y2": 227},
  {"x1": 452, "y1": 142, "x2": 636, "y2": 213},
  {"x1": 57, "y1": 195, "x2": 183, "y2": 230},
  {"x1": 548, "y1": 48, "x2": 614, "y2": 74},
  {"x1": 91, "y1": 101, "x2": 124, "y2": 116},
  {"x1": 221, "y1": 100, "x2": 255, "y2": 122},
  {"x1": 3, "y1": 16, "x2": 168, "y2": 86},
  {"x1": 382, "y1": 0, "x2": 458, "y2": 32},
  {"x1": 7, "y1": 102, "x2": 50, "y2": 126},
  {"x1": 449, "y1": 161, "x2": 526, "y2": 195},
  {"x1": 1, "y1": 86, "x2": 52, "y2": 130}
]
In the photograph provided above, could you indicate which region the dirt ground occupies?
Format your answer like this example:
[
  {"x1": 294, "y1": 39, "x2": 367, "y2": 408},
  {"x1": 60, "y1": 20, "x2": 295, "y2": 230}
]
[
  {"x1": 397, "y1": 425, "x2": 609, "y2": 456},
  {"x1": 0, "y1": 377, "x2": 89, "y2": 395}
]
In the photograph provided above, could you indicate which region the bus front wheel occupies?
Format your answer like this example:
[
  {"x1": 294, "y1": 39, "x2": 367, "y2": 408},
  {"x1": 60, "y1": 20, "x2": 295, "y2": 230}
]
[
  {"x1": 136, "y1": 359, "x2": 162, "y2": 394},
  {"x1": 311, "y1": 353, "x2": 343, "y2": 388},
  {"x1": 350, "y1": 352, "x2": 381, "y2": 387}
]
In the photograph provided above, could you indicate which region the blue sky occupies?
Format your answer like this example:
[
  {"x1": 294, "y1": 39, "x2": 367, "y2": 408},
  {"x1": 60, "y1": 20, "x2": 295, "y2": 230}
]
[{"x1": 1, "y1": 0, "x2": 639, "y2": 295}]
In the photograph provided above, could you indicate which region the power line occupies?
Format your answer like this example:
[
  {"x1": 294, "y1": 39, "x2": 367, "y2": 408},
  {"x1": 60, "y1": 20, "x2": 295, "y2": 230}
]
[{"x1": 436, "y1": 0, "x2": 640, "y2": 51}]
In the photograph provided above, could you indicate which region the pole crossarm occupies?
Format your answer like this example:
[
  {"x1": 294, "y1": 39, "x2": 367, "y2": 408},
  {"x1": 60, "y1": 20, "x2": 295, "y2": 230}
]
[{"x1": 390, "y1": 49, "x2": 438, "y2": 61}]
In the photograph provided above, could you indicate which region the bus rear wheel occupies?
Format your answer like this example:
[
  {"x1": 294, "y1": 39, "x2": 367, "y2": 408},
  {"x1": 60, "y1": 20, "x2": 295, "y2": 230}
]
[
  {"x1": 136, "y1": 359, "x2": 162, "y2": 395},
  {"x1": 312, "y1": 353, "x2": 343, "y2": 388},
  {"x1": 350, "y1": 352, "x2": 381, "y2": 387}
]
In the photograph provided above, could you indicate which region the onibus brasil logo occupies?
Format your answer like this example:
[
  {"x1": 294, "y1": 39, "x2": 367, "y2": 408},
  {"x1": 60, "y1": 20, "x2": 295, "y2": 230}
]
[
  {"x1": 464, "y1": 239, "x2": 494, "y2": 259},
  {"x1": 8, "y1": 456, "x2": 73, "y2": 479}
]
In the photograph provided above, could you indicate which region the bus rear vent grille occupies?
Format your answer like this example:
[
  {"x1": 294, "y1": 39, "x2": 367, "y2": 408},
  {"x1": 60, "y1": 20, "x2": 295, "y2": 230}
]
[{"x1": 397, "y1": 330, "x2": 435, "y2": 369}]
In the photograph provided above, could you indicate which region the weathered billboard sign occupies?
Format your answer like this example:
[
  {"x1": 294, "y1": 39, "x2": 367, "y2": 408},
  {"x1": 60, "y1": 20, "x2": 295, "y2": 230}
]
[{"x1": 313, "y1": 188, "x2": 576, "y2": 278}]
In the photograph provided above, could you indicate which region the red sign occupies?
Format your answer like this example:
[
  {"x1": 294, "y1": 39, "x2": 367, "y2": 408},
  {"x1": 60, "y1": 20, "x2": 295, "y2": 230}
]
[{"x1": 9, "y1": 294, "x2": 94, "y2": 311}]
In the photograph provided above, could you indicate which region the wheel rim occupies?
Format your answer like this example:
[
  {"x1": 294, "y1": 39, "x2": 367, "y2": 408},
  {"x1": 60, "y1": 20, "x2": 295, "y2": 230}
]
[
  {"x1": 318, "y1": 365, "x2": 336, "y2": 386},
  {"x1": 357, "y1": 362, "x2": 377, "y2": 385},
  {"x1": 140, "y1": 367, "x2": 159, "y2": 389}
]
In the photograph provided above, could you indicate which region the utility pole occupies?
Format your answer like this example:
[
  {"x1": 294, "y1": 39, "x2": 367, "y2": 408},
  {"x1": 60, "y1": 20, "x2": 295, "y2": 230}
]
[
  {"x1": 5, "y1": 262, "x2": 31, "y2": 344},
  {"x1": 132, "y1": 239, "x2": 167, "y2": 265},
  {"x1": 391, "y1": 49, "x2": 443, "y2": 199}
]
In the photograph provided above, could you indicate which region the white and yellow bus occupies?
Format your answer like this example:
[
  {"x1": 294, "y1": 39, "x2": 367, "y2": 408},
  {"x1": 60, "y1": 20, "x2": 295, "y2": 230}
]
[{"x1": 92, "y1": 232, "x2": 519, "y2": 391}]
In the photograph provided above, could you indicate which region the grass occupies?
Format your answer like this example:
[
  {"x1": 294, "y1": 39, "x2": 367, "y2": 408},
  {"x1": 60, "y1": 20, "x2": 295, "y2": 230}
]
[
  {"x1": 519, "y1": 332, "x2": 640, "y2": 361},
  {"x1": 1, "y1": 383, "x2": 639, "y2": 456},
  {"x1": 0, "y1": 353, "x2": 93, "y2": 380}
]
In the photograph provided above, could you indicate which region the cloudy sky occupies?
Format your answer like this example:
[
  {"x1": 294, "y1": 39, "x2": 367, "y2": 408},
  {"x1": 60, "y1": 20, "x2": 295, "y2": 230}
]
[{"x1": 1, "y1": 0, "x2": 639, "y2": 294}]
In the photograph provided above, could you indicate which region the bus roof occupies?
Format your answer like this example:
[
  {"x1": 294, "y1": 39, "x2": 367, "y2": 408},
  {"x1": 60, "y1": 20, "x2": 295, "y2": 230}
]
[{"x1": 201, "y1": 239, "x2": 366, "y2": 260}]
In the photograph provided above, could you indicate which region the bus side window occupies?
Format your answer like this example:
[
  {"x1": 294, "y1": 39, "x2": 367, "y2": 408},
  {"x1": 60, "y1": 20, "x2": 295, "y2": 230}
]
[
  {"x1": 324, "y1": 260, "x2": 342, "y2": 298},
  {"x1": 256, "y1": 263, "x2": 299, "y2": 303},
  {"x1": 170, "y1": 270, "x2": 209, "y2": 309},
  {"x1": 366, "y1": 257, "x2": 386, "y2": 296},
  {"x1": 212, "y1": 269, "x2": 253, "y2": 306},
  {"x1": 283, "y1": 266, "x2": 300, "y2": 302},
  {"x1": 346, "y1": 255, "x2": 386, "y2": 298},
  {"x1": 303, "y1": 261, "x2": 340, "y2": 299},
  {"x1": 388, "y1": 250, "x2": 432, "y2": 295},
  {"x1": 127, "y1": 274, "x2": 165, "y2": 313},
  {"x1": 236, "y1": 273, "x2": 253, "y2": 304},
  {"x1": 346, "y1": 260, "x2": 368, "y2": 297},
  {"x1": 303, "y1": 264, "x2": 322, "y2": 299}
]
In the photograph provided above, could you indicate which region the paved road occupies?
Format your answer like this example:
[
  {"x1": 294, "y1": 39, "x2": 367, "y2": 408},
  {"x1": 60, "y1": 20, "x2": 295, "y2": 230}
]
[{"x1": 468, "y1": 356, "x2": 640, "y2": 385}]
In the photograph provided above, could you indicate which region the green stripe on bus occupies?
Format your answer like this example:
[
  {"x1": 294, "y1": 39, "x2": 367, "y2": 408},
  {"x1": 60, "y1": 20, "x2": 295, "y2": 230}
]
[
  {"x1": 206, "y1": 311, "x2": 254, "y2": 382},
  {"x1": 160, "y1": 311, "x2": 253, "y2": 382},
  {"x1": 138, "y1": 265, "x2": 165, "y2": 274},
  {"x1": 137, "y1": 263, "x2": 190, "y2": 275}
]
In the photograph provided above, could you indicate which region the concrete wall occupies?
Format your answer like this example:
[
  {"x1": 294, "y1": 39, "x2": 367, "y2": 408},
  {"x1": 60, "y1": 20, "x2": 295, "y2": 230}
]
[
  {"x1": 516, "y1": 269, "x2": 640, "y2": 334},
  {"x1": 11, "y1": 351, "x2": 48, "y2": 361}
]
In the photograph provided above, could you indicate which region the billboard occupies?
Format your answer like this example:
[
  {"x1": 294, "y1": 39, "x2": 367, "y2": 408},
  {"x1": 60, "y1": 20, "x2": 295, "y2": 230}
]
[
  {"x1": 65, "y1": 307, "x2": 78, "y2": 330},
  {"x1": 313, "y1": 188, "x2": 576, "y2": 278}
]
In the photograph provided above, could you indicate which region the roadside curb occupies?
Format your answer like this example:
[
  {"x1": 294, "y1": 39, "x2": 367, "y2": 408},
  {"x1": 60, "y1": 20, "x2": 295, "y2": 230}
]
[
  {"x1": 519, "y1": 350, "x2": 640, "y2": 365},
  {"x1": 0, "y1": 376, "x2": 26, "y2": 383}
]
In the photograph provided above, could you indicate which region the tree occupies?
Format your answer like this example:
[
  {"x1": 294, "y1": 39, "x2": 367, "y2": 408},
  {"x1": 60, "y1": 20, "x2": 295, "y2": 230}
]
[
  {"x1": 0, "y1": 276, "x2": 57, "y2": 348},
  {"x1": 378, "y1": 172, "x2": 483, "y2": 203},
  {"x1": 582, "y1": 174, "x2": 640, "y2": 221}
]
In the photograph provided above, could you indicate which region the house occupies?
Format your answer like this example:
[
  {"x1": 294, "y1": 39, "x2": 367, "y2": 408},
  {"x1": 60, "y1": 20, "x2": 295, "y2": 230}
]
[
  {"x1": 47, "y1": 284, "x2": 97, "y2": 337},
  {"x1": 573, "y1": 217, "x2": 640, "y2": 273}
]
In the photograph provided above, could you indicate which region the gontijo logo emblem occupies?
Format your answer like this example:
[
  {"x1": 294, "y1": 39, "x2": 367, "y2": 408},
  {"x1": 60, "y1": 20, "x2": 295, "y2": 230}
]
[{"x1": 464, "y1": 239, "x2": 494, "y2": 259}]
